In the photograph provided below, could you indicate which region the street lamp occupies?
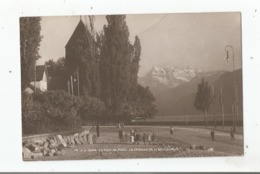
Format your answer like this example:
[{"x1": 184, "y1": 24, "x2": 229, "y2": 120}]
[{"x1": 225, "y1": 45, "x2": 237, "y2": 132}]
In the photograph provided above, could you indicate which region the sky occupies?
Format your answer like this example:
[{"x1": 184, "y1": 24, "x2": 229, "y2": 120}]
[{"x1": 38, "y1": 13, "x2": 242, "y2": 77}]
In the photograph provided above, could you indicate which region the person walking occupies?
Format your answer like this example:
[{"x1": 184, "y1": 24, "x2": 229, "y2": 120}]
[
  {"x1": 230, "y1": 128, "x2": 235, "y2": 140},
  {"x1": 124, "y1": 131, "x2": 128, "y2": 143},
  {"x1": 143, "y1": 133, "x2": 147, "y2": 145},
  {"x1": 131, "y1": 129, "x2": 135, "y2": 136},
  {"x1": 130, "y1": 134, "x2": 135, "y2": 144},
  {"x1": 131, "y1": 129, "x2": 135, "y2": 144},
  {"x1": 135, "y1": 132, "x2": 140, "y2": 145},
  {"x1": 148, "y1": 132, "x2": 152, "y2": 145},
  {"x1": 170, "y1": 126, "x2": 174, "y2": 135},
  {"x1": 152, "y1": 131, "x2": 157, "y2": 144},
  {"x1": 96, "y1": 123, "x2": 100, "y2": 137},
  {"x1": 210, "y1": 130, "x2": 215, "y2": 141},
  {"x1": 119, "y1": 130, "x2": 123, "y2": 143}
]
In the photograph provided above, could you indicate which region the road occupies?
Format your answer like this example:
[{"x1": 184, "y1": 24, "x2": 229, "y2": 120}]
[
  {"x1": 25, "y1": 125, "x2": 244, "y2": 161},
  {"x1": 83, "y1": 125, "x2": 244, "y2": 155}
]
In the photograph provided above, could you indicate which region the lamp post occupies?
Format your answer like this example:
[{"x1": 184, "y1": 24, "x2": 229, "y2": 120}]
[{"x1": 225, "y1": 45, "x2": 237, "y2": 132}]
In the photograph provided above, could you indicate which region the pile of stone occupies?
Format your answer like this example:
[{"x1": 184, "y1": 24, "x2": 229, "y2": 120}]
[
  {"x1": 63, "y1": 130, "x2": 94, "y2": 146},
  {"x1": 22, "y1": 129, "x2": 94, "y2": 160}
]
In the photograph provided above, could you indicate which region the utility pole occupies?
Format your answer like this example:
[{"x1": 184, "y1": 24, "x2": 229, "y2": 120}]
[
  {"x1": 232, "y1": 104, "x2": 235, "y2": 129},
  {"x1": 77, "y1": 66, "x2": 80, "y2": 97},
  {"x1": 233, "y1": 52, "x2": 237, "y2": 132},
  {"x1": 220, "y1": 87, "x2": 225, "y2": 130},
  {"x1": 67, "y1": 81, "x2": 70, "y2": 95},
  {"x1": 212, "y1": 84, "x2": 216, "y2": 129},
  {"x1": 70, "y1": 75, "x2": 74, "y2": 96},
  {"x1": 235, "y1": 84, "x2": 239, "y2": 127},
  {"x1": 225, "y1": 45, "x2": 236, "y2": 132},
  {"x1": 34, "y1": 64, "x2": 36, "y2": 92},
  {"x1": 185, "y1": 104, "x2": 188, "y2": 126}
]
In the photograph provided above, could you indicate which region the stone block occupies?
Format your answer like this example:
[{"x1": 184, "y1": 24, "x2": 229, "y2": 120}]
[
  {"x1": 63, "y1": 136, "x2": 68, "y2": 144},
  {"x1": 56, "y1": 135, "x2": 67, "y2": 147},
  {"x1": 191, "y1": 145, "x2": 197, "y2": 150},
  {"x1": 88, "y1": 134, "x2": 93, "y2": 144},
  {"x1": 82, "y1": 135, "x2": 88, "y2": 143},
  {"x1": 31, "y1": 152, "x2": 43, "y2": 159},
  {"x1": 23, "y1": 147, "x2": 32, "y2": 159},
  {"x1": 70, "y1": 136, "x2": 75, "y2": 145},
  {"x1": 49, "y1": 139, "x2": 57, "y2": 149},
  {"x1": 207, "y1": 148, "x2": 214, "y2": 152},
  {"x1": 50, "y1": 149, "x2": 56, "y2": 154},
  {"x1": 74, "y1": 136, "x2": 81, "y2": 145}
]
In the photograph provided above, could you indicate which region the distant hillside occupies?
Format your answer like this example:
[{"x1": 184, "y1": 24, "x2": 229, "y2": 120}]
[{"x1": 154, "y1": 69, "x2": 242, "y2": 116}]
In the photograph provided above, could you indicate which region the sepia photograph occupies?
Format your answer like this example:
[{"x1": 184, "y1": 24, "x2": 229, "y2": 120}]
[{"x1": 21, "y1": 13, "x2": 243, "y2": 161}]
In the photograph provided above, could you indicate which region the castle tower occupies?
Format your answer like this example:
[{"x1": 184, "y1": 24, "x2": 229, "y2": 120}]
[{"x1": 65, "y1": 18, "x2": 100, "y2": 97}]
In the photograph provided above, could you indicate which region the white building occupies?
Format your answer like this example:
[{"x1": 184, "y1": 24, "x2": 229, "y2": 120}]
[{"x1": 30, "y1": 65, "x2": 48, "y2": 92}]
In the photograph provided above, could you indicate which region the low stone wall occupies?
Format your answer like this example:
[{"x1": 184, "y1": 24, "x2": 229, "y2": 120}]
[
  {"x1": 22, "y1": 126, "x2": 92, "y2": 144},
  {"x1": 22, "y1": 126, "x2": 94, "y2": 160}
]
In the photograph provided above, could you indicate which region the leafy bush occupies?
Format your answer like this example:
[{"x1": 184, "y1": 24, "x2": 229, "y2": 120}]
[
  {"x1": 22, "y1": 92, "x2": 46, "y2": 135},
  {"x1": 22, "y1": 90, "x2": 82, "y2": 135}
]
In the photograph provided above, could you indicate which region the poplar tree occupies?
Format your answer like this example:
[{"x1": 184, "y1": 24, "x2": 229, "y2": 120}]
[
  {"x1": 131, "y1": 36, "x2": 141, "y2": 86},
  {"x1": 20, "y1": 17, "x2": 42, "y2": 91},
  {"x1": 99, "y1": 15, "x2": 132, "y2": 118},
  {"x1": 194, "y1": 78, "x2": 212, "y2": 127},
  {"x1": 98, "y1": 15, "x2": 157, "y2": 121}
]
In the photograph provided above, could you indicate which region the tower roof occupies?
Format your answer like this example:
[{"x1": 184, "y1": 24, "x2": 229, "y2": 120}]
[{"x1": 65, "y1": 19, "x2": 93, "y2": 48}]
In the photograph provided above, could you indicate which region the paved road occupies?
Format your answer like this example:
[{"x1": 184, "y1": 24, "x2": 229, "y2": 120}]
[
  {"x1": 83, "y1": 125, "x2": 244, "y2": 155},
  {"x1": 84, "y1": 125, "x2": 243, "y2": 139}
]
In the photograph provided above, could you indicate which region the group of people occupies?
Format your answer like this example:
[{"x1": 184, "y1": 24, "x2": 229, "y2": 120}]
[{"x1": 118, "y1": 129, "x2": 157, "y2": 145}]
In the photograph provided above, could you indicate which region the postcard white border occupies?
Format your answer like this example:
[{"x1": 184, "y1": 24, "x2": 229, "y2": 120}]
[{"x1": 0, "y1": 0, "x2": 260, "y2": 172}]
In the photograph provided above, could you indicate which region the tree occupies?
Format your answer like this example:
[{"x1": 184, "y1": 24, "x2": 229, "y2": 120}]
[
  {"x1": 99, "y1": 15, "x2": 132, "y2": 116},
  {"x1": 20, "y1": 17, "x2": 42, "y2": 91},
  {"x1": 128, "y1": 36, "x2": 141, "y2": 101},
  {"x1": 79, "y1": 95, "x2": 106, "y2": 122},
  {"x1": 45, "y1": 57, "x2": 66, "y2": 77},
  {"x1": 130, "y1": 36, "x2": 141, "y2": 85},
  {"x1": 45, "y1": 57, "x2": 67, "y2": 91},
  {"x1": 114, "y1": 102, "x2": 135, "y2": 122},
  {"x1": 194, "y1": 78, "x2": 212, "y2": 127},
  {"x1": 131, "y1": 85, "x2": 157, "y2": 119},
  {"x1": 97, "y1": 15, "x2": 157, "y2": 121}
]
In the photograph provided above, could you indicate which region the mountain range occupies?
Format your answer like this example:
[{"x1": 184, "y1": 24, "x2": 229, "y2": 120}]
[
  {"x1": 139, "y1": 66, "x2": 202, "y2": 95},
  {"x1": 139, "y1": 66, "x2": 243, "y2": 117}
]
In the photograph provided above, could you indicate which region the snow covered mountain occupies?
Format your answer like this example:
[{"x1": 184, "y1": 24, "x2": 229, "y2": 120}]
[{"x1": 139, "y1": 65, "x2": 202, "y2": 94}]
